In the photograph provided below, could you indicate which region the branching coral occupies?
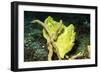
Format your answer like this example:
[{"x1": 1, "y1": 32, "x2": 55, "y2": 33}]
[{"x1": 31, "y1": 16, "x2": 76, "y2": 61}]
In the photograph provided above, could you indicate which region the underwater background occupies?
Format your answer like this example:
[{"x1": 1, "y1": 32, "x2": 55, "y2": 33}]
[{"x1": 24, "y1": 11, "x2": 90, "y2": 62}]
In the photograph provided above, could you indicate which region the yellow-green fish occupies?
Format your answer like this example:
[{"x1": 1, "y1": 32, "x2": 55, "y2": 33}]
[{"x1": 43, "y1": 16, "x2": 76, "y2": 58}]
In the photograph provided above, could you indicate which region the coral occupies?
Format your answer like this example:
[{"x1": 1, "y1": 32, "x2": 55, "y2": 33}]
[{"x1": 31, "y1": 16, "x2": 76, "y2": 60}]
